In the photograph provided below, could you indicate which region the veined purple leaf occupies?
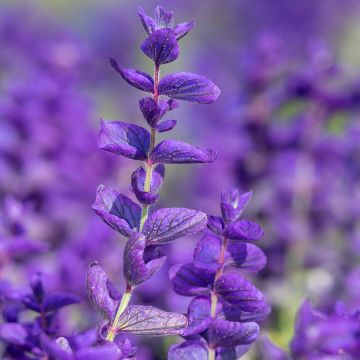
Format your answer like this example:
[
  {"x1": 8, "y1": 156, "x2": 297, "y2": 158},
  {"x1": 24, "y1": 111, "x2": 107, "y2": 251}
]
[
  {"x1": 86, "y1": 262, "x2": 120, "y2": 321},
  {"x1": 156, "y1": 119, "x2": 177, "y2": 133},
  {"x1": 92, "y1": 185, "x2": 141, "y2": 237},
  {"x1": 151, "y1": 140, "x2": 218, "y2": 164},
  {"x1": 168, "y1": 340, "x2": 208, "y2": 360},
  {"x1": 109, "y1": 57, "x2": 154, "y2": 93},
  {"x1": 116, "y1": 305, "x2": 187, "y2": 336},
  {"x1": 207, "y1": 215, "x2": 225, "y2": 235},
  {"x1": 226, "y1": 242, "x2": 266, "y2": 272},
  {"x1": 221, "y1": 189, "x2": 252, "y2": 224},
  {"x1": 154, "y1": 5, "x2": 174, "y2": 29},
  {"x1": 158, "y1": 72, "x2": 220, "y2": 104},
  {"x1": 98, "y1": 120, "x2": 150, "y2": 160},
  {"x1": 141, "y1": 29, "x2": 179, "y2": 65},
  {"x1": 184, "y1": 296, "x2": 212, "y2": 336},
  {"x1": 143, "y1": 208, "x2": 207, "y2": 244},
  {"x1": 137, "y1": 6, "x2": 156, "y2": 35},
  {"x1": 44, "y1": 292, "x2": 81, "y2": 313},
  {"x1": 224, "y1": 220, "x2": 264, "y2": 242},
  {"x1": 174, "y1": 21, "x2": 195, "y2": 40},
  {"x1": 215, "y1": 272, "x2": 264, "y2": 312},
  {"x1": 193, "y1": 233, "x2": 222, "y2": 272},
  {"x1": 123, "y1": 232, "x2": 166, "y2": 286},
  {"x1": 170, "y1": 263, "x2": 214, "y2": 296},
  {"x1": 207, "y1": 319, "x2": 259, "y2": 348},
  {"x1": 0, "y1": 323, "x2": 27, "y2": 346},
  {"x1": 131, "y1": 164, "x2": 165, "y2": 205}
]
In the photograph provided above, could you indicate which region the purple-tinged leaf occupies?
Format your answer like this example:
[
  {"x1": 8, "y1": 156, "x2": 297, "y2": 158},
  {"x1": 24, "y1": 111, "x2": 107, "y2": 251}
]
[
  {"x1": 174, "y1": 21, "x2": 195, "y2": 40},
  {"x1": 75, "y1": 344, "x2": 122, "y2": 360},
  {"x1": 92, "y1": 185, "x2": 141, "y2": 237},
  {"x1": 184, "y1": 296, "x2": 212, "y2": 336},
  {"x1": 109, "y1": 57, "x2": 154, "y2": 93},
  {"x1": 221, "y1": 189, "x2": 252, "y2": 224},
  {"x1": 143, "y1": 208, "x2": 207, "y2": 245},
  {"x1": 224, "y1": 220, "x2": 264, "y2": 242},
  {"x1": 207, "y1": 215, "x2": 225, "y2": 235},
  {"x1": 220, "y1": 301, "x2": 271, "y2": 323},
  {"x1": 141, "y1": 29, "x2": 179, "y2": 66},
  {"x1": 207, "y1": 319, "x2": 259, "y2": 348},
  {"x1": 168, "y1": 340, "x2": 208, "y2": 360},
  {"x1": 123, "y1": 232, "x2": 166, "y2": 286},
  {"x1": 41, "y1": 334, "x2": 73, "y2": 360},
  {"x1": 116, "y1": 305, "x2": 187, "y2": 336},
  {"x1": 151, "y1": 140, "x2": 218, "y2": 164},
  {"x1": 154, "y1": 5, "x2": 174, "y2": 29},
  {"x1": 215, "y1": 272, "x2": 264, "y2": 312},
  {"x1": 217, "y1": 344, "x2": 251, "y2": 360},
  {"x1": 131, "y1": 164, "x2": 165, "y2": 205},
  {"x1": 138, "y1": 6, "x2": 156, "y2": 35},
  {"x1": 170, "y1": 263, "x2": 214, "y2": 296},
  {"x1": 44, "y1": 292, "x2": 81, "y2": 313},
  {"x1": 0, "y1": 323, "x2": 27, "y2": 346},
  {"x1": 158, "y1": 72, "x2": 220, "y2": 104},
  {"x1": 98, "y1": 120, "x2": 150, "y2": 160},
  {"x1": 139, "y1": 97, "x2": 163, "y2": 127},
  {"x1": 87, "y1": 262, "x2": 120, "y2": 321},
  {"x1": 226, "y1": 242, "x2": 267, "y2": 272},
  {"x1": 193, "y1": 233, "x2": 222, "y2": 272},
  {"x1": 156, "y1": 119, "x2": 177, "y2": 133}
]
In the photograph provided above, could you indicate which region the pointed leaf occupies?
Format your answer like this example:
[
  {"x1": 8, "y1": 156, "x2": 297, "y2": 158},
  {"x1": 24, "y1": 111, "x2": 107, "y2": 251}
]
[
  {"x1": 137, "y1": 6, "x2": 156, "y2": 34},
  {"x1": 158, "y1": 72, "x2": 220, "y2": 104},
  {"x1": 110, "y1": 57, "x2": 154, "y2": 93},
  {"x1": 193, "y1": 233, "x2": 222, "y2": 272},
  {"x1": 221, "y1": 189, "x2": 252, "y2": 224},
  {"x1": 92, "y1": 185, "x2": 141, "y2": 237},
  {"x1": 156, "y1": 119, "x2": 177, "y2": 133},
  {"x1": 151, "y1": 140, "x2": 218, "y2": 164},
  {"x1": 98, "y1": 120, "x2": 150, "y2": 160},
  {"x1": 168, "y1": 341, "x2": 208, "y2": 360},
  {"x1": 224, "y1": 220, "x2": 264, "y2": 242},
  {"x1": 116, "y1": 305, "x2": 187, "y2": 336},
  {"x1": 44, "y1": 292, "x2": 81, "y2": 313},
  {"x1": 174, "y1": 21, "x2": 195, "y2": 40},
  {"x1": 143, "y1": 208, "x2": 207, "y2": 244}
]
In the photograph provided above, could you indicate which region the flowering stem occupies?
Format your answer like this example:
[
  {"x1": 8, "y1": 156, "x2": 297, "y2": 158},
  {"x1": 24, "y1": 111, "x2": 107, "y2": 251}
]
[{"x1": 106, "y1": 284, "x2": 133, "y2": 342}]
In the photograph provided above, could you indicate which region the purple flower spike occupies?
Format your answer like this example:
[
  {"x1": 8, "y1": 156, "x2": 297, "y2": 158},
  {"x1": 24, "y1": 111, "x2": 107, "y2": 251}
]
[
  {"x1": 141, "y1": 29, "x2": 179, "y2": 66},
  {"x1": 215, "y1": 272, "x2": 264, "y2": 312},
  {"x1": 169, "y1": 341, "x2": 208, "y2": 360},
  {"x1": 174, "y1": 21, "x2": 195, "y2": 40},
  {"x1": 131, "y1": 164, "x2": 165, "y2": 205},
  {"x1": 123, "y1": 232, "x2": 166, "y2": 286},
  {"x1": 221, "y1": 189, "x2": 253, "y2": 224},
  {"x1": 156, "y1": 119, "x2": 177, "y2": 133},
  {"x1": 116, "y1": 305, "x2": 187, "y2": 336},
  {"x1": 143, "y1": 207, "x2": 208, "y2": 244},
  {"x1": 92, "y1": 185, "x2": 141, "y2": 237},
  {"x1": 158, "y1": 73, "x2": 220, "y2": 104},
  {"x1": 170, "y1": 263, "x2": 214, "y2": 296},
  {"x1": 98, "y1": 120, "x2": 150, "y2": 160},
  {"x1": 109, "y1": 57, "x2": 154, "y2": 93},
  {"x1": 193, "y1": 233, "x2": 222, "y2": 272},
  {"x1": 151, "y1": 139, "x2": 218, "y2": 164},
  {"x1": 87, "y1": 262, "x2": 120, "y2": 321},
  {"x1": 207, "y1": 319, "x2": 259, "y2": 348},
  {"x1": 185, "y1": 296, "x2": 213, "y2": 336},
  {"x1": 224, "y1": 220, "x2": 264, "y2": 242}
]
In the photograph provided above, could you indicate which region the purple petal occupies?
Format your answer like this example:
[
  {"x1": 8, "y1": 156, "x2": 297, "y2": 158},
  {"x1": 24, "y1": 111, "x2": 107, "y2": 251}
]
[
  {"x1": 109, "y1": 57, "x2": 154, "y2": 93},
  {"x1": 215, "y1": 272, "x2": 264, "y2": 312},
  {"x1": 174, "y1": 21, "x2": 195, "y2": 40},
  {"x1": 184, "y1": 296, "x2": 212, "y2": 336},
  {"x1": 168, "y1": 341, "x2": 208, "y2": 360},
  {"x1": 170, "y1": 263, "x2": 214, "y2": 296},
  {"x1": 224, "y1": 220, "x2": 264, "y2": 242},
  {"x1": 207, "y1": 215, "x2": 225, "y2": 235},
  {"x1": 221, "y1": 189, "x2": 252, "y2": 224},
  {"x1": 193, "y1": 233, "x2": 222, "y2": 272},
  {"x1": 44, "y1": 292, "x2": 81, "y2": 313},
  {"x1": 92, "y1": 185, "x2": 141, "y2": 237},
  {"x1": 226, "y1": 243, "x2": 267, "y2": 272},
  {"x1": 154, "y1": 5, "x2": 174, "y2": 28},
  {"x1": 137, "y1": 6, "x2": 156, "y2": 35},
  {"x1": 158, "y1": 72, "x2": 220, "y2": 104},
  {"x1": 0, "y1": 323, "x2": 27, "y2": 346},
  {"x1": 151, "y1": 140, "x2": 218, "y2": 164},
  {"x1": 87, "y1": 262, "x2": 120, "y2": 321},
  {"x1": 123, "y1": 232, "x2": 166, "y2": 286},
  {"x1": 98, "y1": 120, "x2": 150, "y2": 160},
  {"x1": 143, "y1": 208, "x2": 207, "y2": 244},
  {"x1": 207, "y1": 319, "x2": 259, "y2": 348},
  {"x1": 156, "y1": 119, "x2": 177, "y2": 133},
  {"x1": 141, "y1": 29, "x2": 179, "y2": 66},
  {"x1": 75, "y1": 344, "x2": 121, "y2": 360},
  {"x1": 131, "y1": 164, "x2": 164, "y2": 205},
  {"x1": 117, "y1": 305, "x2": 187, "y2": 336}
]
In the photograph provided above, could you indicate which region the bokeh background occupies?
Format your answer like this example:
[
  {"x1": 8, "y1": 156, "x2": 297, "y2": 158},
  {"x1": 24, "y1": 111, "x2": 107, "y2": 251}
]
[{"x1": 1, "y1": 0, "x2": 360, "y2": 358}]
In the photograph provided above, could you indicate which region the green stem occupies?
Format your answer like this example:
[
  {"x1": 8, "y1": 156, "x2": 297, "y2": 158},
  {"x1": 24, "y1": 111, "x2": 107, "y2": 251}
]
[{"x1": 106, "y1": 284, "x2": 133, "y2": 342}]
